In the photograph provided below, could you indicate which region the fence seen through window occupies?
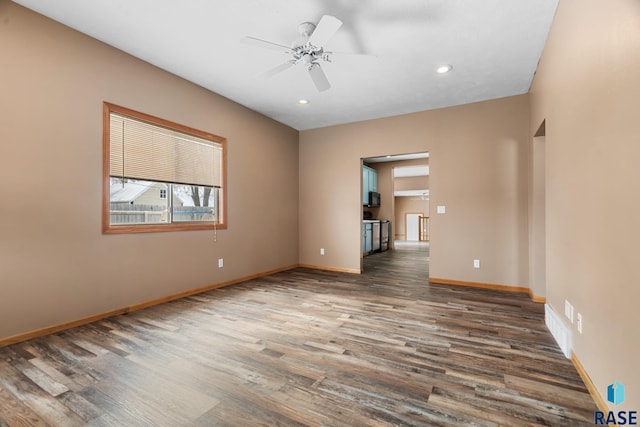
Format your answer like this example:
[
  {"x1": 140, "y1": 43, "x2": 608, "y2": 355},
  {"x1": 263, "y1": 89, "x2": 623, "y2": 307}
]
[{"x1": 103, "y1": 103, "x2": 226, "y2": 233}]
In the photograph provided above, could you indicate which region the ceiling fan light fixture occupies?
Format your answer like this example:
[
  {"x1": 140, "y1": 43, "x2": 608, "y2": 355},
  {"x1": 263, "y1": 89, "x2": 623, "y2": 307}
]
[
  {"x1": 298, "y1": 22, "x2": 316, "y2": 37},
  {"x1": 244, "y1": 15, "x2": 343, "y2": 92},
  {"x1": 437, "y1": 64, "x2": 453, "y2": 74}
]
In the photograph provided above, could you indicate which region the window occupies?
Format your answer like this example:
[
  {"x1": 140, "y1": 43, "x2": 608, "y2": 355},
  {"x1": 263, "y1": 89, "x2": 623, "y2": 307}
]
[{"x1": 103, "y1": 103, "x2": 226, "y2": 233}]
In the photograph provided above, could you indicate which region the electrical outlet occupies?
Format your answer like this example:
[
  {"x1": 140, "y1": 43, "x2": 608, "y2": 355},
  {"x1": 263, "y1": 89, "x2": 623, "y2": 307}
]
[
  {"x1": 320, "y1": 248, "x2": 325, "y2": 256},
  {"x1": 473, "y1": 259, "x2": 480, "y2": 269},
  {"x1": 564, "y1": 300, "x2": 574, "y2": 323},
  {"x1": 218, "y1": 258, "x2": 224, "y2": 268},
  {"x1": 576, "y1": 313, "x2": 583, "y2": 334}
]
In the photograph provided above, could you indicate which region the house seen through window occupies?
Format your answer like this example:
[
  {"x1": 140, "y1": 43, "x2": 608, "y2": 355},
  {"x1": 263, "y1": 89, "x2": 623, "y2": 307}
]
[{"x1": 103, "y1": 103, "x2": 226, "y2": 233}]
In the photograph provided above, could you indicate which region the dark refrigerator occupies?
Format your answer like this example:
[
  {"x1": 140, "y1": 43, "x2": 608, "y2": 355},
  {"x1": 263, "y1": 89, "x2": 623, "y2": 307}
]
[
  {"x1": 372, "y1": 221, "x2": 381, "y2": 252},
  {"x1": 380, "y1": 220, "x2": 390, "y2": 251}
]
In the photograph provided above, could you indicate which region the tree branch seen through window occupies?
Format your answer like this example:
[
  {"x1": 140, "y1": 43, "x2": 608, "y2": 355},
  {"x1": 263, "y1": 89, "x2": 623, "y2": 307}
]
[{"x1": 103, "y1": 103, "x2": 227, "y2": 234}]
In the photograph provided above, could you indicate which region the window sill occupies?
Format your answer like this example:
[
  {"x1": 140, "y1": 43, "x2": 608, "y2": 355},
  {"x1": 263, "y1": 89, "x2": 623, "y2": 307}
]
[{"x1": 103, "y1": 223, "x2": 227, "y2": 234}]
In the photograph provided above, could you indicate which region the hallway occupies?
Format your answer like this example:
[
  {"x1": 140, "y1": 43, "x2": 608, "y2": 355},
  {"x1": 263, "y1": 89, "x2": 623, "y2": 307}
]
[{"x1": 363, "y1": 240, "x2": 429, "y2": 282}]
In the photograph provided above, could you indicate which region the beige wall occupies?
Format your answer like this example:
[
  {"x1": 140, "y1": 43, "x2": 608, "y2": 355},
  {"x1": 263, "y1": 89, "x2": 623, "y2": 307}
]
[
  {"x1": 530, "y1": 0, "x2": 640, "y2": 409},
  {"x1": 0, "y1": 2, "x2": 299, "y2": 339},
  {"x1": 394, "y1": 176, "x2": 429, "y2": 191},
  {"x1": 300, "y1": 94, "x2": 530, "y2": 283}
]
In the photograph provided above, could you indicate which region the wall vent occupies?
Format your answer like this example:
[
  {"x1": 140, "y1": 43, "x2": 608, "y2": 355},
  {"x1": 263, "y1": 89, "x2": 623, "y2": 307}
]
[{"x1": 545, "y1": 304, "x2": 572, "y2": 358}]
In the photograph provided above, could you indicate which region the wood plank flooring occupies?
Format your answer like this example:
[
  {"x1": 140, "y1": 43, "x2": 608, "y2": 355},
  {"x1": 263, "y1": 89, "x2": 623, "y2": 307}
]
[{"x1": 0, "y1": 243, "x2": 598, "y2": 426}]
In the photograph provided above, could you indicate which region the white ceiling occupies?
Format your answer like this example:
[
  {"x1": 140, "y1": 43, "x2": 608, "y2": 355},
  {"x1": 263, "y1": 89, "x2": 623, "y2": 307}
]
[{"x1": 13, "y1": 0, "x2": 558, "y2": 131}]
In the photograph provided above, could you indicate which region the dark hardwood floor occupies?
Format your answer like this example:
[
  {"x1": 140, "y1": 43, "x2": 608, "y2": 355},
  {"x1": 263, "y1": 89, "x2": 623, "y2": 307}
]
[{"x1": 0, "y1": 243, "x2": 597, "y2": 426}]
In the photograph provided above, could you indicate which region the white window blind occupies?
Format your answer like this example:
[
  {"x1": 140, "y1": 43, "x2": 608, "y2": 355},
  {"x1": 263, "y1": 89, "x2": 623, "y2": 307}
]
[{"x1": 109, "y1": 113, "x2": 223, "y2": 188}]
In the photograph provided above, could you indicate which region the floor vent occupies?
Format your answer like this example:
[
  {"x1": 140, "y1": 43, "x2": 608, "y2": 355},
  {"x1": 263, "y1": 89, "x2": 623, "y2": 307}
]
[{"x1": 545, "y1": 304, "x2": 572, "y2": 358}]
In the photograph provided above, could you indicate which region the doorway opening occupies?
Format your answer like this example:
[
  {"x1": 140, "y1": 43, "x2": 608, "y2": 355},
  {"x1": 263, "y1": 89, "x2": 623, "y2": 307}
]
[
  {"x1": 405, "y1": 213, "x2": 421, "y2": 240},
  {"x1": 529, "y1": 120, "x2": 546, "y2": 300},
  {"x1": 360, "y1": 152, "x2": 429, "y2": 274}
]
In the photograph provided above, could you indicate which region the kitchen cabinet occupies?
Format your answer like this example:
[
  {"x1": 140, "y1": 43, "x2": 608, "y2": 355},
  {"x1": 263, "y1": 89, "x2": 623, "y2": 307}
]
[
  {"x1": 369, "y1": 169, "x2": 377, "y2": 192},
  {"x1": 362, "y1": 167, "x2": 369, "y2": 205},
  {"x1": 363, "y1": 219, "x2": 391, "y2": 256},
  {"x1": 362, "y1": 222, "x2": 373, "y2": 254},
  {"x1": 362, "y1": 165, "x2": 378, "y2": 205}
]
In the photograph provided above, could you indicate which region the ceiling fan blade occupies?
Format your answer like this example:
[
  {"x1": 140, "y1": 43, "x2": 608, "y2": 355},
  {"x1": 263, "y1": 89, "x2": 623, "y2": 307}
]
[
  {"x1": 241, "y1": 36, "x2": 293, "y2": 54},
  {"x1": 308, "y1": 15, "x2": 342, "y2": 47},
  {"x1": 328, "y1": 51, "x2": 377, "y2": 58},
  {"x1": 308, "y1": 63, "x2": 331, "y2": 92},
  {"x1": 260, "y1": 61, "x2": 295, "y2": 79}
]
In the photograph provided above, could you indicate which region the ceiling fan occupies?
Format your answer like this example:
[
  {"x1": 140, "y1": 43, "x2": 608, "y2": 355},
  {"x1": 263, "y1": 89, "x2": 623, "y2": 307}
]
[{"x1": 242, "y1": 15, "x2": 345, "y2": 92}]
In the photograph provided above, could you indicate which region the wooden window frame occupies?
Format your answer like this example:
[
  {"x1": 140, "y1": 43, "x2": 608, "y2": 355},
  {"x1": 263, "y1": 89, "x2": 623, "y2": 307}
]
[{"x1": 102, "y1": 102, "x2": 227, "y2": 234}]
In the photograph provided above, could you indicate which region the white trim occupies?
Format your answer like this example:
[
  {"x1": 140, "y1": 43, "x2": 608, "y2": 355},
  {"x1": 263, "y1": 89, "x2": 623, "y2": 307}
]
[{"x1": 545, "y1": 304, "x2": 572, "y2": 358}]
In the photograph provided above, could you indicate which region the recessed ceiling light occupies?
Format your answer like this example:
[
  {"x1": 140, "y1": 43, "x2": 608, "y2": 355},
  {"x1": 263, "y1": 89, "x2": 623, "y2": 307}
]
[
  {"x1": 298, "y1": 99, "x2": 310, "y2": 104},
  {"x1": 437, "y1": 64, "x2": 453, "y2": 74}
]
